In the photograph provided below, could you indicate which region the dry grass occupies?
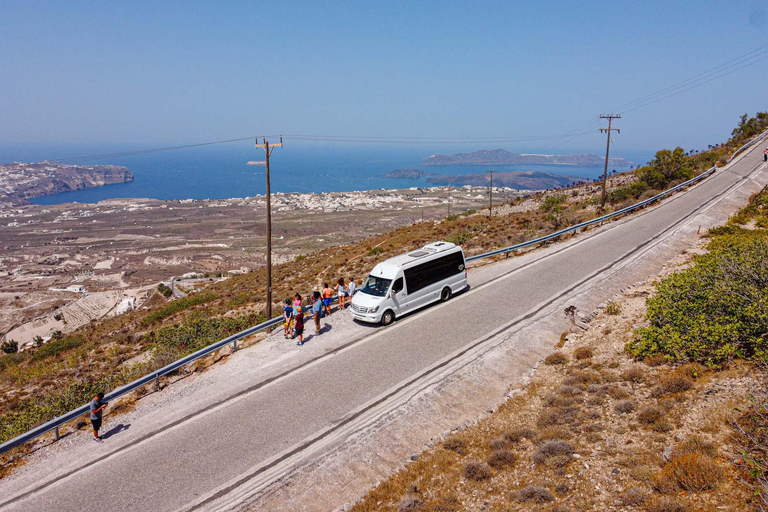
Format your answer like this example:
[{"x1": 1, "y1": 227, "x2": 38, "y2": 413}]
[
  {"x1": 644, "y1": 496, "x2": 689, "y2": 512},
  {"x1": 674, "y1": 435, "x2": 718, "y2": 458},
  {"x1": 442, "y1": 438, "x2": 466, "y2": 455},
  {"x1": 573, "y1": 346, "x2": 594, "y2": 360},
  {"x1": 505, "y1": 427, "x2": 535, "y2": 443},
  {"x1": 533, "y1": 440, "x2": 574, "y2": 465},
  {"x1": 622, "y1": 365, "x2": 645, "y2": 383},
  {"x1": 615, "y1": 399, "x2": 637, "y2": 414},
  {"x1": 659, "y1": 373, "x2": 694, "y2": 394},
  {"x1": 545, "y1": 352, "x2": 569, "y2": 365},
  {"x1": 605, "y1": 300, "x2": 622, "y2": 315},
  {"x1": 661, "y1": 453, "x2": 724, "y2": 491},
  {"x1": 637, "y1": 405, "x2": 664, "y2": 424},
  {"x1": 463, "y1": 461, "x2": 491, "y2": 481},
  {"x1": 487, "y1": 449, "x2": 517, "y2": 469},
  {"x1": 516, "y1": 485, "x2": 554, "y2": 503},
  {"x1": 620, "y1": 487, "x2": 648, "y2": 506}
]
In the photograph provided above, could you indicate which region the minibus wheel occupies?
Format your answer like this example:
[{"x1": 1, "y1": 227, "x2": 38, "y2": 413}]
[
  {"x1": 380, "y1": 310, "x2": 395, "y2": 326},
  {"x1": 440, "y1": 287, "x2": 452, "y2": 302}
]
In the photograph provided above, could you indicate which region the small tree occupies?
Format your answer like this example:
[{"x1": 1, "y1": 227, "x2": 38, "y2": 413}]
[
  {"x1": 33, "y1": 335, "x2": 44, "y2": 347},
  {"x1": 1, "y1": 339, "x2": 19, "y2": 354}
]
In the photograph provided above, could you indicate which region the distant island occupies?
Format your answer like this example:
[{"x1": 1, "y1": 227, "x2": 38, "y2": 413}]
[
  {"x1": 424, "y1": 149, "x2": 629, "y2": 167},
  {"x1": 0, "y1": 161, "x2": 134, "y2": 206},
  {"x1": 381, "y1": 169, "x2": 435, "y2": 179},
  {"x1": 426, "y1": 170, "x2": 590, "y2": 190}
]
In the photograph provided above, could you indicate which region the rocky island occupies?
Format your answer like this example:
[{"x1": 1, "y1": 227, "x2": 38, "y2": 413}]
[
  {"x1": 424, "y1": 149, "x2": 629, "y2": 167},
  {"x1": 0, "y1": 161, "x2": 134, "y2": 206},
  {"x1": 427, "y1": 170, "x2": 590, "y2": 189},
  {"x1": 381, "y1": 169, "x2": 434, "y2": 179}
]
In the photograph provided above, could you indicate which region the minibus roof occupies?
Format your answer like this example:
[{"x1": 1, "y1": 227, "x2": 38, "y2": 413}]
[{"x1": 369, "y1": 241, "x2": 459, "y2": 278}]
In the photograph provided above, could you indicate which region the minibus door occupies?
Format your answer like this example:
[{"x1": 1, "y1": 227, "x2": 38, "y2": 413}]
[{"x1": 390, "y1": 276, "x2": 408, "y2": 314}]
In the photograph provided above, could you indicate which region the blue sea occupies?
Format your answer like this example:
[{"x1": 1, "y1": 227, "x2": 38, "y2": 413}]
[{"x1": 0, "y1": 142, "x2": 651, "y2": 205}]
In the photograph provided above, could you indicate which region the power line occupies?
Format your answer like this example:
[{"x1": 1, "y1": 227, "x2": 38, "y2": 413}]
[{"x1": 52, "y1": 136, "x2": 267, "y2": 164}]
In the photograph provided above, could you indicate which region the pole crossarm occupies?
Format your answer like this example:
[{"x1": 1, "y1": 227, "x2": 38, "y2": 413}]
[{"x1": 598, "y1": 115, "x2": 621, "y2": 209}]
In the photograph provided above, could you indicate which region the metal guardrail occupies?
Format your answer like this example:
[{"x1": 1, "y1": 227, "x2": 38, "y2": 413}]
[{"x1": 2, "y1": 130, "x2": 767, "y2": 456}]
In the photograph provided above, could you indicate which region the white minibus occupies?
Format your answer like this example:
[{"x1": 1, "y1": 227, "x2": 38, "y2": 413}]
[{"x1": 351, "y1": 241, "x2": 468, "y2": 325}]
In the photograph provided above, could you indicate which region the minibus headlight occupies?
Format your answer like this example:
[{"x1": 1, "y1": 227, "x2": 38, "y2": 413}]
[{"x1": 368, "y1": 306, "x2": 379, "y2": 313}]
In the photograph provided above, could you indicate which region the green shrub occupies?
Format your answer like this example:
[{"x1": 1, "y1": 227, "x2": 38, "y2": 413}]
[
  {"x1": 626, "y1": 235, "x2": 768, "y2": 365},
  {"x1": 366, "y1": 246, "x2": 385, "y2": 257},
  {"x1": 1, "y1": 339, "x2": 18, "y2": 354},
  {"x1": 608, "y1": 181, "x2": 649, "y2": 204},
  {"x1": 30, "y1": 336, "x2": 85, "y2": 361},
  {"x1": 140, "y1": 293, "x2": 217, "y2": 328},
  {"x1": 447, "y1": 231, "x2": 474, "y2": 246},
  {"x1": 157, "y1": 283, "x2": 173, "y2": 298},
  {"x1": 540, "y1": 194, "x2": 568, "y2": 213}
]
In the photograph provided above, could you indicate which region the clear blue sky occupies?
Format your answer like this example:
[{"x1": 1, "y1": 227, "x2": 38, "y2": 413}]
[{"x1": 1, "y1": 1, "x2": 767, "y2": 154}]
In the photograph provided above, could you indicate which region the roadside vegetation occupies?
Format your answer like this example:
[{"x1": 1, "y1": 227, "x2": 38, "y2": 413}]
[
  {"x1": 0, "y1": 112, "x2": 766, "y2": 474},
  {"x1": 348, "y1": 172, "x2": 768, "y2": 512}
]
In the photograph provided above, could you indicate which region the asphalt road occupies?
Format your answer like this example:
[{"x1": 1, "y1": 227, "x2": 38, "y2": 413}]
[{"x1": 2, "y1": 141, "x2": 766, "y2": 512}]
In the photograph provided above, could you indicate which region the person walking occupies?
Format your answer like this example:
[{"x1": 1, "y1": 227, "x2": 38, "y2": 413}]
[
  {"x1": 322, "y1": 283, "x2": 334, "y2": 316},
  {"x1": 90, "y1": 392, "x2": 108, "y2": 442},
  {"x1": 312, "y1": 291, "x2": 322, "y2": 334},
  {"x1": 294, "y1": 308, "x2": 305, "y2": 346},
  {"x1": 283, "y1": 298, "x2": 293, "y2": 339},
  {"x1": 764, "y1": 147, "x2": 767, "y2": 162},
  {"x1": 335, "y1": 278, "x2": 347, "y2": 310}
]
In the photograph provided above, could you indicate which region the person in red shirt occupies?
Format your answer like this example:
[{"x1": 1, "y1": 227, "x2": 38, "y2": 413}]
[{"x1": 294, "y1": 308, "x2": 305, "y2": 346}]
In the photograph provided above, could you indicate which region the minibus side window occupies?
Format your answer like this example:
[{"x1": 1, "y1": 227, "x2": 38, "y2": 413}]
[{"x1": 392, "y1": 277, "x2": 404, "y2": 293}]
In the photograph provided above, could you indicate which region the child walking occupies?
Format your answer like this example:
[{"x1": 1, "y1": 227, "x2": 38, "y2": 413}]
[
  {"x1": 294, "y1": 308, "x2": 305, "y2": 346},
  {"x1": 283, "y1": 298, "x2": 293, "y2": 339}
]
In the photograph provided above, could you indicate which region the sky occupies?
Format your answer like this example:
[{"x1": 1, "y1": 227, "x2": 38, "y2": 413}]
[{"x1": 1, "y1": 0, "x2": 767, "y2": 156}]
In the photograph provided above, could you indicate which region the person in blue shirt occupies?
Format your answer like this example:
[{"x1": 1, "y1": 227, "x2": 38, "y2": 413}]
[{"x1": 283, "y1": 298, "x2": 293, "y2": 339}]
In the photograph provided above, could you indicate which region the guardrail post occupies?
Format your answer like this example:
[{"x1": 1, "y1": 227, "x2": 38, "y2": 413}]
[
  {"x1": 55, "y1": 426, "x2": 60, "y2": 441},
  {"x1": 155, "y1": 373, "x2": 160, "y2": 391},
  {"x1": 233, "y1": 339, "x2": 238, "y2": 352}
]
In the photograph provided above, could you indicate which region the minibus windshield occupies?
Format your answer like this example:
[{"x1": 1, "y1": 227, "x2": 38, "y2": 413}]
[{"x1": 360, "y1": 275, "x2": 392, "y2": 297}]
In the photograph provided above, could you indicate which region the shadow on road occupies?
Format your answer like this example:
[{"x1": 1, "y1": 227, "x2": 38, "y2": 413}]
[{"x1": 102, "y1": 423, "x2": 131, "y2": 440}]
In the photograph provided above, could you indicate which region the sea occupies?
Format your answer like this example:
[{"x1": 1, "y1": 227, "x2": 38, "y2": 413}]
[{"x1": 0, "y1": 142, "x2": 652, "y2": 206}]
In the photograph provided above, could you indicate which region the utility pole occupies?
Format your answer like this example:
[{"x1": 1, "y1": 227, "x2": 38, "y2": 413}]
[
  {"x1": 448, "y1": 184, "x2": 451, "y2": 217},
  {"x1": 255, "y1": 135, "x2": 282, "y2": 320},
  {"x1": 599, "y1": 114, "x2": 620, "y2": 210},
  {"x1": 486, "y1": 170, "x2": 495, "y2": 218}
]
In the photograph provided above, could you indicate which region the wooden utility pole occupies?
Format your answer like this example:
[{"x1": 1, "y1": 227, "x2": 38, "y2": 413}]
[
  {"x1": 599, "y1": 114, "x2": 620, "y2": 210},
  {"x1": 255, "y1": 135, "x2": 282, "y2": 320},
  {"x1": 486, "y1": 170, "x2": 495, "y2": 218},
  {"x1": 448, "y1": 184, "x2": 452, "y2": 217}
]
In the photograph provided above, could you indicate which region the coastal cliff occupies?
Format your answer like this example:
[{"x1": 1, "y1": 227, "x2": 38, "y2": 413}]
[{"x1": 0, "y1": 161, "x2": 134, "y2": 205}]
